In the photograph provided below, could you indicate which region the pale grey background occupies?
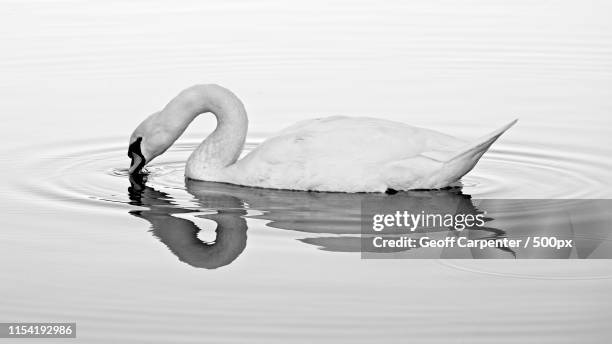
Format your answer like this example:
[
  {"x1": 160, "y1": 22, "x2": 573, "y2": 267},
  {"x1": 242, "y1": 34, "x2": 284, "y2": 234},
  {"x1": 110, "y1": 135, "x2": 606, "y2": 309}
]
[{"x1": 1, "y1": 0, "x2": 611, "y2": 343}]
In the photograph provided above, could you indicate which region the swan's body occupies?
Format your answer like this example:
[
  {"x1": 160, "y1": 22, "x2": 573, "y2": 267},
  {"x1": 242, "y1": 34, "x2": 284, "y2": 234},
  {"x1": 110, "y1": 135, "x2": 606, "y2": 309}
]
[{"x1": 128, "y1": 84, "x2": 516, "y2": 193}]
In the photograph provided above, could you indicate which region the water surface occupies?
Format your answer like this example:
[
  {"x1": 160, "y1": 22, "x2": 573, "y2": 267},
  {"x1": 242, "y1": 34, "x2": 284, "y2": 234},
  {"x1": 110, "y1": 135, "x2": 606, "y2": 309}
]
[{"x1": 1, "y1": 0, "x2": 612, "y2": 342}]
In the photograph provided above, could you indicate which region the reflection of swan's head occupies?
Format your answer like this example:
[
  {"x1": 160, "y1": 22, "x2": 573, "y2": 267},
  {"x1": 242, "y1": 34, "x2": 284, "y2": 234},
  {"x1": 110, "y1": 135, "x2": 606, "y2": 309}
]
[{"x1": 128, "y1": 175, "x2": 248, "y2": 269}]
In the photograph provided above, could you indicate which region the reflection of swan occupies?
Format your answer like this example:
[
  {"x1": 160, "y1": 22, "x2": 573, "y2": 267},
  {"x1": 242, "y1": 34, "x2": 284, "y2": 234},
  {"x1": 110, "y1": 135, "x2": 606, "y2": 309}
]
[
  {"x1": 128, "y1": 175, "x2": 610, "y2": 268},
  {"x1": 127, "y1": 175, "x2": 515, "y2": 268},
  {"x1": 184, "y1": 179, "x2": 480, "y2": 236},
  {"x1": 128, "y1": 174, "x2": 248, "y2": 269},
  {"x1": 128, "y1": 84, "x2": 516, "y2": 192}
]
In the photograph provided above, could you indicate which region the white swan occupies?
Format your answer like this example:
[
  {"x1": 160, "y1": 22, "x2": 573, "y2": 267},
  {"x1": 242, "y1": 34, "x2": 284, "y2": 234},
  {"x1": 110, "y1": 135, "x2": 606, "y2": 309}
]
[{"x1": 128, "y1": 84, "x2": 516, "y2": 193}]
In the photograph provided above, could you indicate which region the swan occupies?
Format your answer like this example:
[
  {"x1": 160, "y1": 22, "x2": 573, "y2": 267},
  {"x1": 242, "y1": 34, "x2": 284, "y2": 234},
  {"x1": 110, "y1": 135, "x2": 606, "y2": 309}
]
[{"x1": 128, "y1": 84, "x2": 516, "y2": 193}]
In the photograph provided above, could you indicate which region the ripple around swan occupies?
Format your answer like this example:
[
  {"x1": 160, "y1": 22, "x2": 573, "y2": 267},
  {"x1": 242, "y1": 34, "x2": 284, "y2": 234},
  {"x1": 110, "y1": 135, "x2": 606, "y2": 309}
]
[
  {"x1": 438, "y1": 260, "x2": 612, "y2": 280},
  {"x1": 7, "y1": 127, "x2": 611, "y2": 213},
  {"x1": 5, "y1": 121, "x2": 612, "y2": 277},
  {"x1": 9, "y1": 126, "x2": 612, "y2": 212}
]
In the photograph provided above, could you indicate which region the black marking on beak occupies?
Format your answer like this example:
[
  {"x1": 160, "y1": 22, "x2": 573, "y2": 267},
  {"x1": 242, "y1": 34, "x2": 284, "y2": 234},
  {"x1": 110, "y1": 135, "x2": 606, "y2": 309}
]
[{"x1": 128, "y1": 137, "x2": 146, "y2": 174}]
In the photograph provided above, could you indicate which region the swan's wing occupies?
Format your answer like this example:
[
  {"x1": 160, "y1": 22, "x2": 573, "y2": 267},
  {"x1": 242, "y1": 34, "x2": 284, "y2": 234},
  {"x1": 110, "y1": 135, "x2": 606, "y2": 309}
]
[
  {"x1": 241, "y1": 116, "x2": 465, "y2": 167},
  {"x1": 229, "y1": 117, "x2": 468, "y2": 191},
  {"x1": 228, "y1": 117, "x2": 517, "y2": 191}
]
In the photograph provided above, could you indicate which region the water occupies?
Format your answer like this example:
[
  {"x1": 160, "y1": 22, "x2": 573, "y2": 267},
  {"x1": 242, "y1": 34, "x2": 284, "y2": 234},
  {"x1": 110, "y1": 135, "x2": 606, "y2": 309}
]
[{"x1": 1, "y1": 0, "x2": 612, "y2": 342}]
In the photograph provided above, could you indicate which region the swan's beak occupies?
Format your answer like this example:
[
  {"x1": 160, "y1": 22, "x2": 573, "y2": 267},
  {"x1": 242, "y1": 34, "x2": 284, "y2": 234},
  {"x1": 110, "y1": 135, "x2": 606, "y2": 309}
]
[
  {"x1": 128, "y1": 152, "x2": 144, "y2": 174},
  {"x1": 128, "y1": 137, "x2": 146, "y2": 174}
]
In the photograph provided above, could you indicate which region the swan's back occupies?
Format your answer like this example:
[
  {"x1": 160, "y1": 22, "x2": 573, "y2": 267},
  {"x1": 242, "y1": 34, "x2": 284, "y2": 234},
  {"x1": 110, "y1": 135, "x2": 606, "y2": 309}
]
[{"x1": 222, "y1": 116, "x2": 473, "y2": 192}]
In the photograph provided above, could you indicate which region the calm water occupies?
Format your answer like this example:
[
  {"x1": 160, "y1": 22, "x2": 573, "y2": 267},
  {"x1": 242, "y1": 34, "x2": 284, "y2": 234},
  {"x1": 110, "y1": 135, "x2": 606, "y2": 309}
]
[{"x1": 2, "y1": 0, "x2": 612, "y2": 342}]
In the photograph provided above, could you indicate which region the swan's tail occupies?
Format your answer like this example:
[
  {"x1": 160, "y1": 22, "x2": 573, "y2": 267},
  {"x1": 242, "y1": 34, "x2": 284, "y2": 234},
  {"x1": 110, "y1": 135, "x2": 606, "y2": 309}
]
[
  {"x1": 382, "y1": 119, "x2": 517, "y2": 190},
  {"x1": 446, "y1": 119, "x2": 518, "y2": 164},
  {"x1": 435, "y1": 119, "x2": 517, "y2": 185}
]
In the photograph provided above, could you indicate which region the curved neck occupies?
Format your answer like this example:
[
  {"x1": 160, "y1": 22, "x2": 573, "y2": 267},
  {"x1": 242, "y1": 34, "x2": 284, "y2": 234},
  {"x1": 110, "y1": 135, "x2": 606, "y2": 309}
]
[{"x1": 160, "y1": 85, "x2": 248, "y2": 173}]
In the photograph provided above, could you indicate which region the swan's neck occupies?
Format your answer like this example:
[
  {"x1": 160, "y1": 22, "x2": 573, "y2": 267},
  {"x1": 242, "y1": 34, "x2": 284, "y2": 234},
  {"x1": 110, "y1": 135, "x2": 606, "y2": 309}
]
[{"x1": 160, "y1": 85, "x2": 248, "y2": 175}]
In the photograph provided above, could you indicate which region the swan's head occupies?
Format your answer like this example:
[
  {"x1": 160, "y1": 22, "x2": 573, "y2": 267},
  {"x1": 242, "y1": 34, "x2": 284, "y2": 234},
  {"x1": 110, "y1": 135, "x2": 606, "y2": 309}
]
[
  {"x1": 127, "y1": 84, "x2": 249, "y2": 175},
  {"x1": 128, "y1": 112, "x2": 175, "y2": 174},
  {"x1": 127, "y1": 136, "x2": 147, "y2": 174}
]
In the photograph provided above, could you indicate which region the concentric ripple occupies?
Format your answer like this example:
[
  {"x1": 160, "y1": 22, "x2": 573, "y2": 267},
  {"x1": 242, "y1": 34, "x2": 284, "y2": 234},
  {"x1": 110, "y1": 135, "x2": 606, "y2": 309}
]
[
  {"x1": 5, "y1": 122, "x2": 612, "y2": 278},
  {"x1": 10, "y1": 124, "x2": 611, "y2": 207}
]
